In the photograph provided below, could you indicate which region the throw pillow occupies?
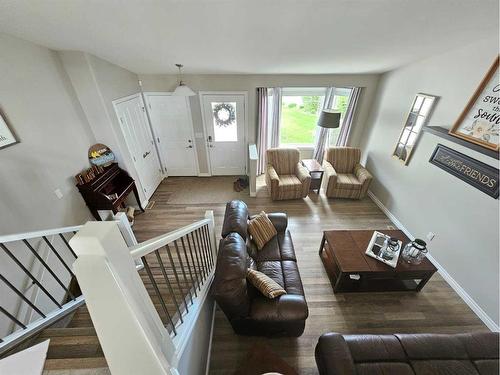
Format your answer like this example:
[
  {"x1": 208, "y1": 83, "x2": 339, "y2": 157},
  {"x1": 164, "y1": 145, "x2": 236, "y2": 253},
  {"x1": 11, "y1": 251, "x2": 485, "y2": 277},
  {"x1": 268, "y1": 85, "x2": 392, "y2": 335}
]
[
  {"x1": 248, "y1": 211, "x2": 277, "y2": 250},
  {"x1": 247, "y1": 269, "x2": 287, "y2": 299}
]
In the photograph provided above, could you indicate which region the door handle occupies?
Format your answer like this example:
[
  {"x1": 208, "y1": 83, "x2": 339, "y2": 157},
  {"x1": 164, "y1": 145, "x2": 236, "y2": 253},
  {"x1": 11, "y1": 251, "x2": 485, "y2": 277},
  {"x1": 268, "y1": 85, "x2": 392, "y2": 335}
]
[{"x1": 143, "y1": 151, "x2": 151, "y2": 158}]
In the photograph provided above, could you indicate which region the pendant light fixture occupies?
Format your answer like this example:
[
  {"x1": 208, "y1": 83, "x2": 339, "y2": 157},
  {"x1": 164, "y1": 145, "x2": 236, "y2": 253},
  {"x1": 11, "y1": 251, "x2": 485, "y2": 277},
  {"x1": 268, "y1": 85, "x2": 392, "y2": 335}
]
[{"x1": 172, "y1": 63, "x2": 196, "y2": 96}]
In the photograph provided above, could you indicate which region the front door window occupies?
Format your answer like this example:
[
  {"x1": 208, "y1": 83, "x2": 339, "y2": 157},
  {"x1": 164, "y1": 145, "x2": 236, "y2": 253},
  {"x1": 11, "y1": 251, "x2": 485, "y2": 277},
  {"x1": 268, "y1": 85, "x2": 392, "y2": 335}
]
[{"x1": 211, "y1": 102, "x2": 237, "y2": 142}]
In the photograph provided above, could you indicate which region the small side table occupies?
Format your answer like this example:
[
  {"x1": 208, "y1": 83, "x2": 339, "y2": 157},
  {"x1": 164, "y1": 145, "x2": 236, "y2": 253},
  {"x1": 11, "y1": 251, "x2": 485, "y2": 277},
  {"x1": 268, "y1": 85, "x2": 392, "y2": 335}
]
[{"x1": 301, "y1": 159, "x2": 324, "y2": 193}]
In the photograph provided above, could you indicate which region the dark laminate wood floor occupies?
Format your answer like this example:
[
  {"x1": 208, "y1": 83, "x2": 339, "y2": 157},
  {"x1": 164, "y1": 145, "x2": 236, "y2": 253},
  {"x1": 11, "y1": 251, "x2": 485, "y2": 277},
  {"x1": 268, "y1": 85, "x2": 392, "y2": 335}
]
[
  {"x1": 39, "y1": 176, "x2": 486, "y2": 373},
  {"x1": 133, "y1": 177, "x2": 486, "y2": 375}
]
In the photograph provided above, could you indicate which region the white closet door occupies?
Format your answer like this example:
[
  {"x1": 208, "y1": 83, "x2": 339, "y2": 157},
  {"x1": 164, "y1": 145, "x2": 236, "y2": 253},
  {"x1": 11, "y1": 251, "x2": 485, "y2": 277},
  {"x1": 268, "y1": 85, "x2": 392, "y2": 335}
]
[
  {"x1": 146, "y1": 94, "x2": 198, "y2": 176},
  {"x1": 115, "y1": 95, "x2": 163, "y2": 199}
]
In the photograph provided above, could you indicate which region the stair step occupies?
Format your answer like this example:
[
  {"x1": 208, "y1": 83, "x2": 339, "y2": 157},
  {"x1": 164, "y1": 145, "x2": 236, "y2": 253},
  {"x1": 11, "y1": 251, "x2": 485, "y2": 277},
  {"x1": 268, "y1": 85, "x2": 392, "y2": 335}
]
[
  {"x1": 43, "y1": 335, "x2": 100, "y2": 346},
  {"x1": 44, "y1": 357, "x2": 107, "y2": 370},
  {"x1": 46, "y1": 343, "x2": 103, "y2": 359},
  {"x1": 33, "y1": 334, "x2": 103, "y2": 359},
  {"x1": 39, "y1": 327, "x2": 97, "y2": 338}
]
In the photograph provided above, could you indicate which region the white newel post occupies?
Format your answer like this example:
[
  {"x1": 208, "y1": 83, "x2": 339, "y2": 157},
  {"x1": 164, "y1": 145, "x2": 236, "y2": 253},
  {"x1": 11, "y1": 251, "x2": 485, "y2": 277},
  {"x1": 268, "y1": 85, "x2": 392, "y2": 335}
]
[
  {"x1": 70, "y1": 222, "x2": 178, "y2": 375},
  {"x1": 204, "y1": 211, "x2": 217, "y2": 262}
]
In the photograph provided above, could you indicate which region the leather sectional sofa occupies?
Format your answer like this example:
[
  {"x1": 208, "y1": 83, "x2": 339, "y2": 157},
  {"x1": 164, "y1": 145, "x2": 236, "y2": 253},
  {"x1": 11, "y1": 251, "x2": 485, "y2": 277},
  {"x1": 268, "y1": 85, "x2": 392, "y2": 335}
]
[
  {"x1": 212, "y1": 200, "x2": 309, "y2": 336},
  {"x1": 315, "y1": 331, "x2": 499, "y2": 375}
]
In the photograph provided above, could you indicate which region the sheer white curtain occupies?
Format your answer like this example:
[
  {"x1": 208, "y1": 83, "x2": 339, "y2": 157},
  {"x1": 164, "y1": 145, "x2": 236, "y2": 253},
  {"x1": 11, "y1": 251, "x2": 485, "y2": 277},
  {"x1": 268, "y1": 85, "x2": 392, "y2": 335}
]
[
  {"x1": 336, "y1": 87, "x2": 362, "y2": 146},
  {"x1": 312, "y1": 87, "x2": 335, "y2": 163},
  {"x1": 257, "y1": 87, "x2": 282, "y2": 175}
]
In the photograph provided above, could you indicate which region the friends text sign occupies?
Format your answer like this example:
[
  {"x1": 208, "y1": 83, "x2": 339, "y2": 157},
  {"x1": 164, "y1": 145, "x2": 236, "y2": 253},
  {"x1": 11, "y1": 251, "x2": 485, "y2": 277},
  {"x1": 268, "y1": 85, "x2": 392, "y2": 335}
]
[{"x1": 430, "y1": 144, "x2": 499, "y2": 198}]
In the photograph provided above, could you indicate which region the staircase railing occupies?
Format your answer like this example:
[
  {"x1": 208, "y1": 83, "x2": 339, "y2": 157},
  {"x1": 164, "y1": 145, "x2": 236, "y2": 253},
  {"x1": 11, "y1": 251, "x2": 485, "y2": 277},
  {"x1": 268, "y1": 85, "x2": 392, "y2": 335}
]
[
  {"x1": 0, "y1": 225, "x2": 84, "y2": 355},
  {"x1": 70, "y1": 211, "x2": 217, "y2": 375}
]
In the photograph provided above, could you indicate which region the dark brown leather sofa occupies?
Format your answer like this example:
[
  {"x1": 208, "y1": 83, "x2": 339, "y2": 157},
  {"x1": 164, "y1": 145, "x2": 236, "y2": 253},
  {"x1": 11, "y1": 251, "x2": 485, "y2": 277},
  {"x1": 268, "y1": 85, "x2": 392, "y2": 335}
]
[
  {"x1": 212, "y1": 200, "x2": 308, "y2": 336},
  {"x1": 315, "y1": 332, "x2": 499, "y2": 375}
]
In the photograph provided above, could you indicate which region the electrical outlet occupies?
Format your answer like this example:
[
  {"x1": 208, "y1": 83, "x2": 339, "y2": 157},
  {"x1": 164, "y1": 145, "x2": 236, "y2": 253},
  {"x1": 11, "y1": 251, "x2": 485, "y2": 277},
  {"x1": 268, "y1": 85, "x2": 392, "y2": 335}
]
[
  {"x1": 54, "y1": 188, "x2": 64, "y2": 199},
  {"x1": 426, "y1": 232, "x2": 435, "y2": 241}
]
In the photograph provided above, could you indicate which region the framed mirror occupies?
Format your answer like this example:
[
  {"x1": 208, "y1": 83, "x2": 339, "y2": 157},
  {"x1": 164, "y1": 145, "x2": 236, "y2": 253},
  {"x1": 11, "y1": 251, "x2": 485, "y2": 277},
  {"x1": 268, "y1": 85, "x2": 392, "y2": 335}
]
[{"x1": 393, "y1": 93, "x2": 437, "y2": 165}]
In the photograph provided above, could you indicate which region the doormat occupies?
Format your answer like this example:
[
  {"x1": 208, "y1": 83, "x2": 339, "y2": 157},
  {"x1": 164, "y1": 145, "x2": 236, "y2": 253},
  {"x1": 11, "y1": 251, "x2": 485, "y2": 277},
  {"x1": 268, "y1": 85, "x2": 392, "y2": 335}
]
[{"x1": 145, "y1": 200, "x2": 156, "y2": 210}]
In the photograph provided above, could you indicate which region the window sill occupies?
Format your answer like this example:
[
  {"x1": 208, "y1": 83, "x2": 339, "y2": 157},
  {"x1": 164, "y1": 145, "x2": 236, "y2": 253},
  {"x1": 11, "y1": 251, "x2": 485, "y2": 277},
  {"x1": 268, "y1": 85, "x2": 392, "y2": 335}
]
[{"x1": 279, "y1": 145, "x2": 314, "y2": 151}]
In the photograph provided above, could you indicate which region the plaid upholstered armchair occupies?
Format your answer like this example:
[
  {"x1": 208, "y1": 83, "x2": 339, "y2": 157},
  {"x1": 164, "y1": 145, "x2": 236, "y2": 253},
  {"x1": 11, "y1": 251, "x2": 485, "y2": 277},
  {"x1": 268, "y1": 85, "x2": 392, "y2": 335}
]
[
  {"x1": 323, "y1": 147, "x2": 372, "y2": 199},
  {"x1": 266, "y1": 148, "x2": 311, "y2": 200}
]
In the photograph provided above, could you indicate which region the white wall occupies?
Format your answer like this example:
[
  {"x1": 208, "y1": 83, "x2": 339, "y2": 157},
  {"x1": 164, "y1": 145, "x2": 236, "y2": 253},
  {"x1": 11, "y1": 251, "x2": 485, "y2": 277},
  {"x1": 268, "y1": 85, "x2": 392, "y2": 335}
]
[
  {"x1": 139, "y1": 74, "x2": 380, "y2": 174},
  {"x1": 0, "y1": 34, "x2": 95, "y2": 235},
  {"x1": 0, "y1": 33, "x2": 95, "y2": 336},
  {"x1": 177, "y1": 298, "x2": 214, "y2": 375},
  {"x1": 360, "y1": 37, "x2": 499, "y2": 328},
  {"x1": 58, "y1": 52, "x2": 148, "y2": 203}
]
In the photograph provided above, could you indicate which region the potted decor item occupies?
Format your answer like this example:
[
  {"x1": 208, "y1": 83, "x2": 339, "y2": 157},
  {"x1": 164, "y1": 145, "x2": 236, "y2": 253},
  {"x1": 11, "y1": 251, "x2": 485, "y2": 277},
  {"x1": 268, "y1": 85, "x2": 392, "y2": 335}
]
[
  {"x1": 380, "y1": 237, "x2": 401, "y2": 261},
  {"x1": 402, "y1": 239, "x2": 428, "y2": 265}
]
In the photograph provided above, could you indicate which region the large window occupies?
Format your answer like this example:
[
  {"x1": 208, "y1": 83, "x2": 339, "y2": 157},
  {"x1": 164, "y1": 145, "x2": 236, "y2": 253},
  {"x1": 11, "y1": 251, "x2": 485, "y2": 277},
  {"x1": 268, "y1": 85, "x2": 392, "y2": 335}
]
[
  {"x1": 327, "y1": 88, "x2": 352, "y2": 146},
  {"x1": 279, "y1": 87, "x2": 352, "y2": 148}
]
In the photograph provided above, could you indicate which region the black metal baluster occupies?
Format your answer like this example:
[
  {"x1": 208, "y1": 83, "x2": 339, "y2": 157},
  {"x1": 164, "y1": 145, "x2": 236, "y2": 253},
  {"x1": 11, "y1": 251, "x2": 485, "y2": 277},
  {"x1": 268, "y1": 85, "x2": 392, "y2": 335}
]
[
  {"x1": 189, "y1": 232, "x2": 205, "y2": 282},
  {"x1": 154, "y1": 250, "x2": 183, "y2": 324},
  {"x1": 0, "y1": 306, "x2": 26, "y2": 329},
  {"x1": 58, "y1": 233, "x2": 78, "y2": 258},
  {"x1": 1, "y1": 243, "x2": 62, "y2": 309},
  {"x1": 165, "y1": 244, "x2": 192, "y2": 309},
  {"x1": 194, "y1": 229, "x2": 209, "y2": 277},
  {"x1": 184, "y1": 236, "x2": 202, "y2": 291},
  {"x1": 201, "y1": 225, "x2": 214, "y2": 268},
  {"x1": 141, "y1": 256, "x2": 177, "y2": 336},
  {"x1": 176, "y1": 239, "x2": 198, "y2": 298},
  {"x1": 23, "y1": 240, "x2": 75, "y2": 301},
  {"x1": 206, "y1": 224, "x2": 216, "y2": 266},
  {"x1": 0, "y1": 274, "x2": 46, "y2": 318},
  {"x1": 42, "y1": 236, "x2": 75, "y2": 277}
]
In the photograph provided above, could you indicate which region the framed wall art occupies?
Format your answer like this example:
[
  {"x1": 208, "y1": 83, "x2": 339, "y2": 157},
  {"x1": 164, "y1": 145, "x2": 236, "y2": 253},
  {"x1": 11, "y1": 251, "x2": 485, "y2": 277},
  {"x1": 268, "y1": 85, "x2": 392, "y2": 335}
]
[
  {"x1": 0, "y1": 110, "x2": 18, "y2": 150},
  {"x1": 449, "y1": 56, "x2": 499, "y2": 151},
  {"x1": 393, "y1": 93, "x2": 437, "y2": 165}
]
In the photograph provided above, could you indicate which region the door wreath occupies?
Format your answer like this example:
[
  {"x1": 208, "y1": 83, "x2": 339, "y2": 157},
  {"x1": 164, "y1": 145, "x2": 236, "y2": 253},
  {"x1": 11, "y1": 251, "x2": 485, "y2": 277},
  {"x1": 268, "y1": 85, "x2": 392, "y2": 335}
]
[{"x1": 213, "y1": 103, "x2": 235, "y2": 127}]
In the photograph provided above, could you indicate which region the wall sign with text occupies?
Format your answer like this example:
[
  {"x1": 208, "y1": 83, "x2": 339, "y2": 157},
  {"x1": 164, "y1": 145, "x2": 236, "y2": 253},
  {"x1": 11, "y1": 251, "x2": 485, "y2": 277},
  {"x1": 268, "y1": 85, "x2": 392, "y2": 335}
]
[
  {"x1": 0, "y1": 110, "x2": 18, "y2": 150},
  {"x1": 449, "y1": 56, "x2": 499, "y2": 151},
  {"x1": 429, "y1": 144, "x2": 499, "y2": 198}
]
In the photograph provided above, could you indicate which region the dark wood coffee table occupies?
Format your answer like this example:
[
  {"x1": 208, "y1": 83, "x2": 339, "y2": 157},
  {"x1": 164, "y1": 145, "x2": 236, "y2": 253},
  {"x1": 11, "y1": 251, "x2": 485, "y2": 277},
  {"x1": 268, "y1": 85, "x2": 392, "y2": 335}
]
[{"x1": 319, "y1": 230, "x2": 437, "y2": 293}]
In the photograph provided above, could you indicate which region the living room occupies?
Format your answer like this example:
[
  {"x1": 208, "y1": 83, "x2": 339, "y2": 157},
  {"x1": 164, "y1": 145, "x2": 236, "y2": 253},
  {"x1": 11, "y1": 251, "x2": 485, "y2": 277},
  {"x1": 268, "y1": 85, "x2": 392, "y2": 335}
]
[{"x1": 0, "y1": 1, "x2": 498, "y2": 374}]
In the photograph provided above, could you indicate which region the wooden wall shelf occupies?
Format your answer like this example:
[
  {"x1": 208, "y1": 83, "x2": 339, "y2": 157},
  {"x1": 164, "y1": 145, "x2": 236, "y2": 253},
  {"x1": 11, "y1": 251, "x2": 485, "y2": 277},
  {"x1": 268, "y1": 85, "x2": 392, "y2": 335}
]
[{"x1": 423, "y1": 126, "x2": 499, "y2": 160}]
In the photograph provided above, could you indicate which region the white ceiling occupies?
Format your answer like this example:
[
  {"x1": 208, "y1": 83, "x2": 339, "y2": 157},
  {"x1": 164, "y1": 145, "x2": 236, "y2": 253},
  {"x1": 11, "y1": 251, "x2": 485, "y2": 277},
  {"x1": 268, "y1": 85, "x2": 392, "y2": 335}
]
[{"x1": 0, "y1": 0, "x2": 498, "y2": 75}]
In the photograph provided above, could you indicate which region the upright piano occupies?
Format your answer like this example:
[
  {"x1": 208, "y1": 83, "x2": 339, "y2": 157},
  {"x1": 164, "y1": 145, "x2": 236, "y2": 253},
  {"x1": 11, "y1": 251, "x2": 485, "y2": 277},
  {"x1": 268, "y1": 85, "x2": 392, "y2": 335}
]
[{"x1": 76, "y1": 163, "x2": 144, "y2": 220}]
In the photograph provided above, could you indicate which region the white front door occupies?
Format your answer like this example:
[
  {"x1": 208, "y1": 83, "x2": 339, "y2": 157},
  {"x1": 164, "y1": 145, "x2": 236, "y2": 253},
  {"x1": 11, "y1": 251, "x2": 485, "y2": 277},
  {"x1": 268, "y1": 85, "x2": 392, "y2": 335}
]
[
  {"x1": 200, "y1": 93, "x2": 247, "y2": 175},
  {"x1": 114, "y1": 95, "x2": 163, "y2": 199},
  {"x1": 145, "y1": 93, "x2": 198, "y2": 176}
]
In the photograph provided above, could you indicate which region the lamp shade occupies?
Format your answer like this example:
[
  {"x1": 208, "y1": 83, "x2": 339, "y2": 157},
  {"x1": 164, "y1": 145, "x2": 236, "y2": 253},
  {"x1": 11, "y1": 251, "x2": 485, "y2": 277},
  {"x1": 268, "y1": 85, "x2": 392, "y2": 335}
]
[
  {"x1": 317, "y1": 110, "x2": 341, "y2": 128},
  {"x1": 173, "y1": 83, "x2": 196, "y2": 97}
]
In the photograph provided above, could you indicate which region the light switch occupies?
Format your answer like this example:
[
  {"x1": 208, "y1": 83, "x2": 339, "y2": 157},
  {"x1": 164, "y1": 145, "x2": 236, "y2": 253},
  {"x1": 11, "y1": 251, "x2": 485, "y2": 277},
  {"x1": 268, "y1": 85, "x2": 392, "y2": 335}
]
[{"x1": 54, "y1": 188, "x2": 64, "y2": 199}]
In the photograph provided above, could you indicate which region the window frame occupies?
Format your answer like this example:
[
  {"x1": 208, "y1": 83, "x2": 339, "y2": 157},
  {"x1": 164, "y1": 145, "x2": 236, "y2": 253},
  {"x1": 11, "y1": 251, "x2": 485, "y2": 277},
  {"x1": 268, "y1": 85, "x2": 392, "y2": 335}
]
[
  {"x1": 279, "y1": 87, "x2": 327, "y2": 149},
  {"x1": 392, "y1": 93, "x2": 437, "y2": 165}
]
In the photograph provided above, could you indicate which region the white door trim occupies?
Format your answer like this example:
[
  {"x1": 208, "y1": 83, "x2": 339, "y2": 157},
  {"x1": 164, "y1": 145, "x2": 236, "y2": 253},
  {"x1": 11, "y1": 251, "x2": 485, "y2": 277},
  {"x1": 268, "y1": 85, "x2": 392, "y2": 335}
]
[
  {"x1": 112, "y1": 93, "x2": 141, "y2": 105},
  {"x1": 198, "y1": 91, "x2": 248, "y2": 176},
  {"x1": 143, "y1": 92, "x2": 200, "y2": 177}
]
